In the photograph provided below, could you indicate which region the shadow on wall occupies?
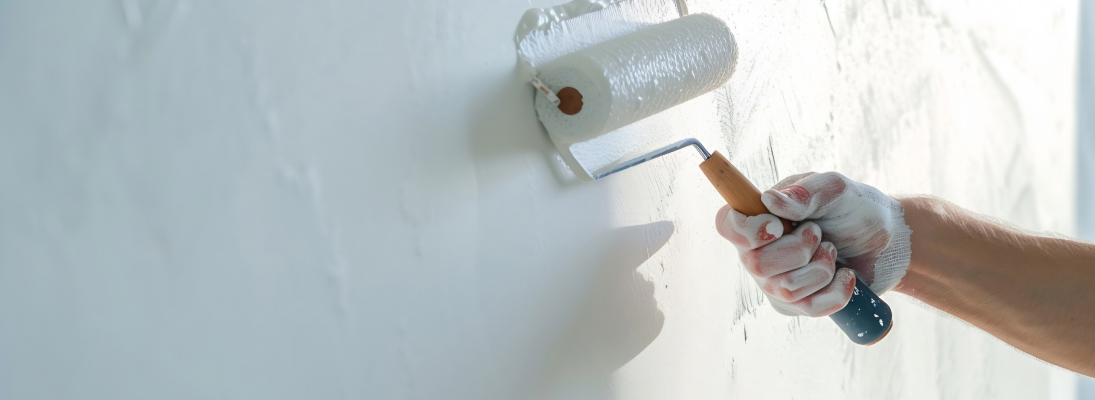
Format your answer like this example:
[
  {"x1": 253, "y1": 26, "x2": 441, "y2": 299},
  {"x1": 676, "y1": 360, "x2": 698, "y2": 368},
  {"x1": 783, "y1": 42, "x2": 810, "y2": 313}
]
[
  {"x1": 461, "y1": 56, "x2": 670, "y2": 398},
  {"x1": 534, "y1": 221, "x2": 673, "y2": 400}
]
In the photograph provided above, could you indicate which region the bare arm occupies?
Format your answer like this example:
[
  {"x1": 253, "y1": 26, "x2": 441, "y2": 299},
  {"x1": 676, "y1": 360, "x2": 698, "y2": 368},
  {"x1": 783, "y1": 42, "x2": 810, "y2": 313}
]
[
  {"x1": 894, "y1": 196, "x2": 1095, "y2": 377},
  {"x1": 717, "y1": 173, "x2": 1095, "y2": 376}
]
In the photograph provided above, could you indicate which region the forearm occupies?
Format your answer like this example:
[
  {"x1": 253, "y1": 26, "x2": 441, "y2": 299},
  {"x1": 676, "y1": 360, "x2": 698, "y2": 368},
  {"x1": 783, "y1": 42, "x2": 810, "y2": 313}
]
[{"x1": 895, "y1": 196, "x2": 1095, "y2": 377}]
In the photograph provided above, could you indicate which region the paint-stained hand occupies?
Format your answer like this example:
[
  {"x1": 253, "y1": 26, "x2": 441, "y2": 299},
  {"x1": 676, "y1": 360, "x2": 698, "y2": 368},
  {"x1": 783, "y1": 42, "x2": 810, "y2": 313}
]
[{"x1": 715, "y1": 172, "x2": 912, "y2": 317}]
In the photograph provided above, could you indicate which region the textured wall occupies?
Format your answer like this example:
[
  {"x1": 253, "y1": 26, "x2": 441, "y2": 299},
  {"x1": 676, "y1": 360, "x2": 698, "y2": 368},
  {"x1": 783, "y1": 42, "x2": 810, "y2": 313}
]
[{"x1": 0, "y1": 0, "x2": 1077, "y2": 399}]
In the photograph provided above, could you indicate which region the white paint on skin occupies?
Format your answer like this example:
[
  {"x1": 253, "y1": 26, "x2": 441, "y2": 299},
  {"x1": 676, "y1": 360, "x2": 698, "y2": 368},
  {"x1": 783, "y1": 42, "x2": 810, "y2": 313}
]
[
  {"x1": 778, "y1": 243, "x2": 836, "y2": 293},
  {"x1": 778, "y1": 263, "x2": 828, "y2": 292},
  {"x1": 717, "y1": 205, "x2": 783, "y2": 249},
  {"x1": 760, "y1": 172, "x2": 911, "y2": 293},
  {"x1": 746, "y1": 223, "x2": 820, "y2": 278},
  {"x1": 784, "y1": 268, "x2": 855, "y2": 317}
]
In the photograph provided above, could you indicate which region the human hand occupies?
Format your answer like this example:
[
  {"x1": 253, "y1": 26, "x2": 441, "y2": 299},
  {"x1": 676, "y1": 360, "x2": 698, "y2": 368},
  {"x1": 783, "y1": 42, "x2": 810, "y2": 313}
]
[{"x1": 715, "y1": 172, "x2": 911, "y2": 317}]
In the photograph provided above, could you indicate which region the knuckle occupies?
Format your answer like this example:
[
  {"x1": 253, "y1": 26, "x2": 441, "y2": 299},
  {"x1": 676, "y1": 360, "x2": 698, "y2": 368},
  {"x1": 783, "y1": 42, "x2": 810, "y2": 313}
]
[
  {"x1": 772, "y1": 172, "x2": 817, "y2": 190},
  {"x1": 760, "y1": 277, "x2": 794, "y2": 302},
  {"x1": 717, "y1": 208, "x2": 755, "y2": 249},
  {"x1": 817, "y1": 171, "x2": 848, "y2": 182},
  {"x1": 813, "y1": 172, "x2": 850, "y2": 194},
  {"x1": 774, "y1": 287, "x2": 797, "y2": 303},
  {"x1": 741, "y1": 249, "x2": 765, "y2": 277},
  {"x1": 799, "y1": 222, "x2": 821, "y2": 245},
  {"x1": 812, "y1": 242, "x2": 838, "y2": 267}
]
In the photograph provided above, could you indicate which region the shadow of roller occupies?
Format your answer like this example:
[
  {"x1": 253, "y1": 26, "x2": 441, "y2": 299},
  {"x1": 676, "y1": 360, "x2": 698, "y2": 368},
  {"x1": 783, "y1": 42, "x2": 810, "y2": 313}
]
[{"x1": 535, "y1": 221, "x2": 674, "y2": 400}]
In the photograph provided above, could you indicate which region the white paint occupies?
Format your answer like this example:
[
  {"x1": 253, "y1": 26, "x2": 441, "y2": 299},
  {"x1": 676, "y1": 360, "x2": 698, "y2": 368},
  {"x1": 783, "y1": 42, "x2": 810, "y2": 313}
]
[
  {"x1": 515, "y1": 0, "x2": 675, "y2": 70},
  {"x1": 761, "y1": 171, "x2": 912, "y2": 294},
  {"x1": 715, "y1": 206, "x2": 784, "y2": 247},
  {"x1": 779, "y1": 255, "x2": 833, "y2": 292},
  {"x1": 515, "y1": 0, "x2": 661, "y2": 106},
  {"x1": 523, "y1": 2, "x2": 734, "y2": 180},
  {"x1": 533, "y1": 13, "x2": 736, "y2": 174},
  {"x1": 0, "y1": 0, "x2": 1078, "y2": 399}
]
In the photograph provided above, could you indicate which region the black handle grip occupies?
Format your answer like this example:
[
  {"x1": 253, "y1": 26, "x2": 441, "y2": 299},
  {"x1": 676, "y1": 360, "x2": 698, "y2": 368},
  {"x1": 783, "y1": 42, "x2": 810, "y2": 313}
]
[{"x1": 829, "y1": 278, "x2": 893, "y2": 345}]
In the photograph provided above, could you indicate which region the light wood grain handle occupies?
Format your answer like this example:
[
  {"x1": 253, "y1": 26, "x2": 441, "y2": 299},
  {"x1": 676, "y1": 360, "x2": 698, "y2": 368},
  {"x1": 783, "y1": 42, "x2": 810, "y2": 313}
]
[{"x1": 699, "y1": 151, "x2": 794, "y2": 233}]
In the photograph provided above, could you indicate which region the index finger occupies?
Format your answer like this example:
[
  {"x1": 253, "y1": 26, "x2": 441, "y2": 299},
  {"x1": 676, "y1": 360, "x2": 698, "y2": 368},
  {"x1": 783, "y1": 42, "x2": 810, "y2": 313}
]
[
  {"x1": 715, "y1": 204, "x2": 784, "y2": 250},
  {"x1": 760, "y1": 172, "x2": 855, "y2": 221}
]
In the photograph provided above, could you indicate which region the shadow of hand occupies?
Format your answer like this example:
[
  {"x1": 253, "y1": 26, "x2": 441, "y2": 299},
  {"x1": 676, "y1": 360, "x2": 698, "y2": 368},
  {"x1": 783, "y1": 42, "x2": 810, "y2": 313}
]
[{"x1": 536, "y1": 221, "x2": 674, "y2": 400}]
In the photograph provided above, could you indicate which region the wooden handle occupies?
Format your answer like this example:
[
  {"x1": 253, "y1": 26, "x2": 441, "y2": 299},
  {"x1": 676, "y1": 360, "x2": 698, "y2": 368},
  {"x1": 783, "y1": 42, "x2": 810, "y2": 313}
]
[{"x1": 699, "y1": 151, "x2": 793, "y2": 233}]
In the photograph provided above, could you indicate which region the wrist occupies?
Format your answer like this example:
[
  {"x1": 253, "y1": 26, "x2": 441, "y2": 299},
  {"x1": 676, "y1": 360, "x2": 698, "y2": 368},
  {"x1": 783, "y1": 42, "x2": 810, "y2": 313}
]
[
  {"x1": 891, "y1": 196, "x2": 945, "y2": 296},
  {"x1": 889, "y1": 196, "x2": 1023, "y2": 311}
]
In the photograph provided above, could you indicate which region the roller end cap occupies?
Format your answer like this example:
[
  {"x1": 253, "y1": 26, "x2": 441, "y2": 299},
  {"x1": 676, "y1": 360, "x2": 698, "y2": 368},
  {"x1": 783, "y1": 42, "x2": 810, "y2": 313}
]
[{"x1": 557, "y1": 87, "x2": 583, "y2": 115}]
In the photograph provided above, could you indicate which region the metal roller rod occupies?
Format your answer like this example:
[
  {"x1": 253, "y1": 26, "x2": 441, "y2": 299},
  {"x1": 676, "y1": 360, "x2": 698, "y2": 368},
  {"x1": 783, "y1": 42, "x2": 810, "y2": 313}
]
[{"x1": 592, "y1": 138, "x2": 710, "y2": 180}]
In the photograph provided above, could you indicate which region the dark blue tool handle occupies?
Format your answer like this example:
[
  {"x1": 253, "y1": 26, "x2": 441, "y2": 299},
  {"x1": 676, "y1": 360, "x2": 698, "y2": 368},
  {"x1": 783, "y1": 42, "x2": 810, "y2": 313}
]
[{"x1": 829, "y1": 278, "x2": 893, "y2": 345}]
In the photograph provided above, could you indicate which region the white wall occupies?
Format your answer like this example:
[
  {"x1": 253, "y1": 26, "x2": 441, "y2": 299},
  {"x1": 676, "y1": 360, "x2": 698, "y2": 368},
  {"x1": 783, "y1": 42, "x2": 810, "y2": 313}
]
[{"x1": 0, "y1": 0, "x2": 1079, "y2": 399}]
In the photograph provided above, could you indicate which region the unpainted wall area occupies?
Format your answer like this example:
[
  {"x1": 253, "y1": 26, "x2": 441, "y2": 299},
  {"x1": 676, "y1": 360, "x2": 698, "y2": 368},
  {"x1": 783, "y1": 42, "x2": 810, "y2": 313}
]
[{"x1": 0, "y1": 0, "x2": 1077, "y2": 399}]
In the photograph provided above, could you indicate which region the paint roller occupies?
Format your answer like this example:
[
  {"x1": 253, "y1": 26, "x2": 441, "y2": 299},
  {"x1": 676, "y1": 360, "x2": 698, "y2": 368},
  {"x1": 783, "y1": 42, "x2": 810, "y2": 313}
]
[{"x1": 531, "y1": 13, "x2": 893, "y2": 345}]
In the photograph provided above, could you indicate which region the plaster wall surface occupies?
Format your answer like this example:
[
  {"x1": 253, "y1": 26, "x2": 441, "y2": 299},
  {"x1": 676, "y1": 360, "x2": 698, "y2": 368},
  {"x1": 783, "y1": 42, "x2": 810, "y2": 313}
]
[{"x1": 0, "y1": 0, "x2": 1078, "y2": 399}]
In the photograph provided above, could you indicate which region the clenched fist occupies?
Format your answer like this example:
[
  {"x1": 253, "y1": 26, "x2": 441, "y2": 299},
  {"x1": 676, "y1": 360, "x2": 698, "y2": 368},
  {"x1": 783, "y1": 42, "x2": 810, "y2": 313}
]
[{"x1": 715, "y1": 172, "x2": 912, "y2": 317}]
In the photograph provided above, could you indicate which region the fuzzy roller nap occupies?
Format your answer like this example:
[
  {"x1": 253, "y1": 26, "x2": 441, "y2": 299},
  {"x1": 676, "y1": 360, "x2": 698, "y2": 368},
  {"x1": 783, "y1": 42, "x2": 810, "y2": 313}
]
[
  {"x1": 534, "y1": 13, "x2": 736, "y2": 181},
  {"x1": 529, "y1": 12, "x2": 893, "y2": 345}
]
